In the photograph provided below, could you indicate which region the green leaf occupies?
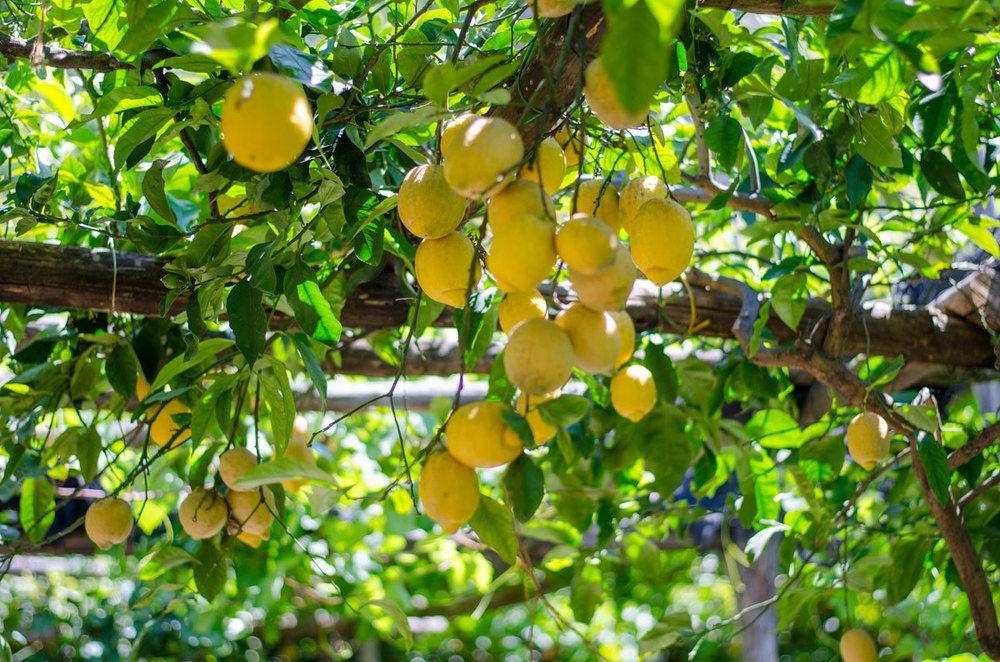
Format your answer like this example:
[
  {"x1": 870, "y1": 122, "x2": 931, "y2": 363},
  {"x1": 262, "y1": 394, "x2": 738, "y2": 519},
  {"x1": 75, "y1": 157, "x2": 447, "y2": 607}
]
[
  {"x1": 500, "y1": 410, "x2": 534, "y2": 447},
  {"x1": 77, "y1": 428, "x2": 102, "y2": 483},
  {"x1": 856, "y1": 115, "x2": 902, "y2": 168},
  {"x1": 259, "y1": 371, "x2": 293, "y2": 452},
  {"x1": 289, "y1": 332, "x2": 328, "y2": 398},
  {"x1": 747, "y1": 409, "x2": 802, "y2": 449},
  {"x1": 245, "y1": 243, "x2": 277, "y2": 294},
  {"x1": 106, "y1": 342, "x2": 139, "y2": 398},
  {"x1": 920, "y1": 150, "x2": 964, "y2": 198},
  {"x1": 193, "y1": 541, "x2": 227, "y2": 601},
  {"x1": 148, "y1": 338, "x2": 235, "y2": 393},
  {"x1": 114, "y1": 107, "x2": 174, "y2": 170},
  {"x1": 503, "y1": 455, "x2": 544, "y2": 522},
  {"x1": 771, "y1": 272, "x2": 808, "y2": 331},
  {"x1": 232, "y1": 456, "x2": 340, "y2": 490},
  {"x1": 955, "y1": 219, "x2": 1000, "y2": 259},
  {"x1": 138, "y1": 545, "x2": 195, "y2": 581},
  {"x1": 885, "y1": 538, "x2": 930, "y2": 604},
  {"x1": 570, "y1": 563, "x2": 602, "y2": 623},
  {"x1": 468, "y1": 494, "x2": 517, "y2": 565},
  {"x1": 845, "y1": 154, "x2": 873, "y2": 207},
  {"x1": 644, "y1": 341, "x2": 678, "y2": 402},
  {"x1": 364, "y1": 105, "x2": 446, "y2": 148},
  {"x1": 705, "y1": 114, "x2": 743, "y2": 171},
  {"x1": 73, "y1": 86, "x2": 161, "y2": 126},
  {"x1": 368, "y1": 598, "x2": 413, "y2": 650},
  {"x1": 831, "y1": 46, "x2": 905, "y2": 105},
  {"x1": 226, "y1": 281, "x2": 267, "y2": 365},
  {"x1": 748, "y1": 300, "x2": 772, "y2": 357},
  {"x1": 295, "y1": 280, "x2": 343, "y2": 343},
  {"x1": 917, "y1": 434, "x2": 951, "y2": 507},
  {"x1": 538, "y1": 395, "x2": 590, "y2": 427},
  {"x1": 20, "y1": 477, "x2": 55, "y2": 544},
  {"x1": 634, "y1": 407, "x2": 691, "y2": 496}
]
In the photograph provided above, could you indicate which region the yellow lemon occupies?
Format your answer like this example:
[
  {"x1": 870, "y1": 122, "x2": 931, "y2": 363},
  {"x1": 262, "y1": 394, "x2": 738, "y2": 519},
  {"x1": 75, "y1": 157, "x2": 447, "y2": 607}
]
[
  {"x1": 148, "y1": 398, "x2": 191, "y2": 449},
  {"x1": 445, "y1": 401, "x2": 522, "y2": 468},
  {"x1": 219, "y1": 448, "x2": 258, "y2": 492},
  {"x1": 398, "y1": 164, "x2": 468, "y2": 238},
  {"x1": 85, "y1": 497, "x2": 133, "y2": 551},
  {"x1": 528, "y1": 0, "x2": 574, "y2": 17},
  {"x1": 620, "y1": 175, "x2": 667, "y2": 232},
  {"x1": 610, "y1": 365, "x2": 657, "y2": 422},
  {"x1": 556, "y1": 213, "x2": 618, "y2": 275},
  {"x1": 441, "y1": 113, "x2": 477, "y2": 154},
  {"x1": 610, "y1": 310, "x2": 635, "y2": 367},
  {"x1": 281, "y1": 437, "x2": 316, "y2": 493},
  {"x1": 227, "y1": 487, "x2": 275, "y2": 539},
  {"x1": 487, "y1": 179, "x2": 556, "y2": 229},
  {"x1": 178, "y1": 488, "x2": 229, "y2": 540},
  {"x1": 839, "y1": 629, "x2": 877, "y2": 662},
  {"x1": 584, "y1": 57, "x2": 647, "y2": 131},
  {"x1": 414, "y1": 231, "x2": 481, "y2": 308},
  {"x1": 569, "y1": 243, "x2": 637, "y2": 311},
  {"x1": 520, "y1": 137, "x2": 567, "y2": 195},
  {"x1": 221, "y1": 72, "x2": 313, "y2": 173},
  {"x1": 555, "y1": 126, "x2": 584, "y2": 167},
  {"x1": 442, "y1": 116, "x2": 524, "y2": 198},
  {"x1": 487, "y1": 214, "x2": 557, "y2": 292},
  {"x1": 629, "y1": 198, "x2": 694, "y2": 286},
  {"x1": 575, "y1": 179, "x2": 620, "y2": 232},
  {"x1": 555, "y1": 302, "x2": 621, "y2": 374},
  {"x1": 516, "y1": 390, "x2": 559, "y2": 445},
  {"x1": 499, "y1": 291, "x2": 548, "y2": 334},
  {"x1": 846, "y1": 412, "x2": 891, "y2": 470},
  {"x1": 419, "y1": 451, "x2": 480, "y2": 533},
  {"x1": 504, "y1": 318, "x2": 575, "y2": 395}
]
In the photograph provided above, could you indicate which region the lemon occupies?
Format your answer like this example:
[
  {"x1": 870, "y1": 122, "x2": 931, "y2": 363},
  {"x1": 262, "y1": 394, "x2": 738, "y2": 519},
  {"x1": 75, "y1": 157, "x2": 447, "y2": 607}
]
[
  {"x1": 419, "y1": 451, "x2": 480, "y2": 533},
  {"x1": 610, "y1": 365, "x2": 656, "y2": 421},
  {"x1": 516, "y1": 390, "x2": 559, "y2": 445},
  {"x1": 227, "y1": 487, "x2": 275, "y2": 539},
  {"x1": 487, "y1": 179, "x2": 556, "y2": 229},
  {"x1": 584, "y1": 57, "x2": 647, "y2": 131},
  {"x1": 178, "y1": 488, "x2": 229, "y2": 540},
  {"x1": 504, "y1": 318, "x2": 575, "y2": 395},
  {"x1": 528, "y1": 0, "x2": 574, "y2": 17},
  {"x1": 620, "y1": 175, "x2": 667, "y2": 232},
  {"x1": 415, "y1": 231, "x2": 481, "y2": 308},
  {"x1": 221, "y1": 72, "x2": 314, "y2": 173},
  {"x1": 148, "y1": 398, "x2": 191, "y2": 449},
  {"x1": 499, "y1": 291, "x2": 548, "y2": 334},
  {"x1": 555, "y1": 126, "x2": 584, "y2": 167},
  {"x1": 281, "y1": 438, "x2": 316, "y2": 493},
  {"x1": 398, "y1": 164, "x2": 468, "y2": 239},
  {"x1": 630, "y1": 198, "x2": 694, "y2": 286},
  {"x1": 219, "y1": 448, "x2": 258, "y2": 491},
  {"x1": 85, "y1": 497, "x2": 133, "y2": 551},
  {"x1": 846, "y1": 412, "x2": 891, "y2": 470},
  {"x1": 569, "y1": 243, "x2": 637, "y2": 311},
  {"x1": 555, "y1": 302, "x2": 621, "y2": 374},
  {"x1": 839, "y1": 629, "x2": 877, "y2": 662},
  {"x1": 556, "y1": 213, "x2": 618, "y2": 275},
  {"x1": 487, "y1": 214, "x2": 557, "y2": 292},
  {"x1": 610, "y1": 310, "x2": 635, "y2": 367},
  {"x1": 445, "y1": 401, "x2": 522, "y2": 468},
  {"x1": 442, "y1": 116, "x2": 524, "y2": 198},
  {"x1": 441, "y1": 113, "x2": 476, "y2": 154},
  {"x1": 575, "y1": 179, "x2": 620, "y2": 232},
  {"x1": 520, "y1": 137, "x2": 567, "y2": 195}
]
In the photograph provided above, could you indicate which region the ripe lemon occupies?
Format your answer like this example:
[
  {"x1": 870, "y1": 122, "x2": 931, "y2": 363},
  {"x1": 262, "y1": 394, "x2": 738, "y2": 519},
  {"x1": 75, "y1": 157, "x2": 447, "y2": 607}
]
[
  {"x1": 528, "y1": 0, "x2": 574, "y2": 17},
  {"x1": 520, "y1": 137, "x2": 567, "y2": 195},
  {"x1": 610, "y1": 365, "x2": 657, "y2": 421},
  {"x1": 281, "y1": 438, "x2": 316, "y2": 493},
  {"x1": 85, "y1": 497, "x2": 133, "y2": 551},
  {"x1": 148, "y1": 398, "x2": 191, "y2": 449},
  {"x1": 569, "y1": 243, "x2": 637, "y2": 311},
  {"x1": 178, "y1": 488, "x2": 229, "y2": 540},
  {"x1": 221, "y1": 72, "x2": 314, "y2": 173},
  {"x1": 620, "y1": 175, "x2": 667, "y2": 232},
  {"x1": 487, "y1": 214, "x2": 557, "y2": 292},
  {"x1": 414, "y1": 231, "x2": 481, "y2": 308},
  {"x1": 556, "y1": 213, "x2": 618, "y2": 275},
  {"x1": 419, "y1": 451, "x2": 480, "y2": 533},
  {"x1": 487, "y1": 179, "x2": 556, "y2": 230},
  {"x1": 555, "y1": 126, "x2": 584, "y2": 167},
  {"x1": 846, "y1": 412, "x2": 891, "y2": 470},
  {"x1": 630, "y1": 198, "x2": 695, "y2": 286},
  {"x1": 446, "y1": 401, "x2": 522, "y2": 468},
  {"x1": 442, "y1": 116, "x2": 524, "y2": 198},
  {"x1": 499, "y1": 291, "x2": 548, "y2": 334},
  {"x1": 609, "y1": 310, "x2": 635, "y2": 367},
  {"x1": 516, "y1": 390, "x2": 559, "y2": 445},
  {"x1": 504, "y1": 318, "x2": 575, "y2": 395},
  {"x1": 575, "y1": 179, "x2": 620, "y2": 232},
  {"x1": 584, "y1": 57, "x2": 647, "y2": 131},
  {"x1": 219, "y1": 448, "x2": 258, "y2": 491},
  {"x1": 227, "y1": 487, "x2": 275, "y2": 539},
  {"x1": 398, "y1": 164, "x2": 468, "y2": 238},
  {"x1": 555, "y1": 302, "x2": 621, "y2": 374},
  {"x1": 441, "y1": 113, "x2": 476, "y2": 154},
  {"x1": 839, "y1": 629, "x2": 877, "y2": 662}
]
